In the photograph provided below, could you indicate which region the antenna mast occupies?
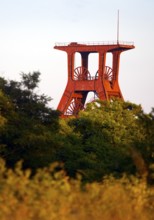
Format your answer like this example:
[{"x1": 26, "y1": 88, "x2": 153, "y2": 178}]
[{"x1": 117, "y1": 9, "x2": 119, "y2": 44}]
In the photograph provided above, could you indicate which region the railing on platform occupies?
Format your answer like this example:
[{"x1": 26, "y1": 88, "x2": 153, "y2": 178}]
[
  {"x1": 74, "y1": 75, "x2": 98, "y2": 81},
  {"x1": 55, "y1": 41, "x2": 134, "y2": 47}
]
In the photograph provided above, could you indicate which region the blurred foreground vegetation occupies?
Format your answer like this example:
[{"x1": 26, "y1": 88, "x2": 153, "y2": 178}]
[
  {"x1": 0, "y1": 72, "x2": 154, "y2": 219},
  {"x1": 0, "y1": 159, "x2": 154, "y2": 220}
]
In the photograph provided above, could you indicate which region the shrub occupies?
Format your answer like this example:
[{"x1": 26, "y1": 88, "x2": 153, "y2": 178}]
[{"x1": 0, "y1": 159, "x2": 154, "y2": 220}]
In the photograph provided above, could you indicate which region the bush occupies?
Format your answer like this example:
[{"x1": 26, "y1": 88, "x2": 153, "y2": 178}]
[{"x1": 0, "y1": 159, "x2": 154, "y2": 220}]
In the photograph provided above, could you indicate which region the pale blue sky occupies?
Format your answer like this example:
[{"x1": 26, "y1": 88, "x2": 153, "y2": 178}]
[{"x1": 0, "y1": 0, "x2": 154, "y2": 112}]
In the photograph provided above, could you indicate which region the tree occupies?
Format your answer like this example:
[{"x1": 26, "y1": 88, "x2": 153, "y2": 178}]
[
  {"x1": 0, "y1": 91, "x2": 8, "y2": 127},
  {"x1": 0, "y1": 72, "x2": 60, "y2": 169},
  {"x1": 136, "y1": 108, "x2": 154, "y2": 183},
  {"x1": 1, "y1": 72, "x2": 153, "y2": 183},
  {"x1": 55, "y1": 99, "x2": 151, "y2": 182},
  {"x1": 0, "y1": 90, "x2": 11, "y2": 156}
]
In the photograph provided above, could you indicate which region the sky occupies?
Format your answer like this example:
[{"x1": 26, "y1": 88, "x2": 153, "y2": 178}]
[{"x1": 0, "y1": 0, "x2": 154, "y2": 113}]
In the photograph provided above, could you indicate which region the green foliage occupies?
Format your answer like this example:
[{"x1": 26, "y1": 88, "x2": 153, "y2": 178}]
[
  {"x1": 136, "y1": 108, "x2": 154, "y2": 183},
  {"x1": 55, "y1": 99, "x2": 153, "y2": 182},
  {"x1": 0, "y1": 91, "x2": 7, "y2": 127},
  {"x1": 21, "y1": 71, "x2": 40, "y2": 90},
  {"x1": 78, "y1": 99, "x2": 145, "y2": 145},
  {"x1": 1, "y1": 71, "x2": 154, "y2": 219},
  {"x1": 0, "y1": 72, "x2": 154, "y2": 183},
  {"x1": 0, "y1": 73, "x2": 60, "y2": 169}
]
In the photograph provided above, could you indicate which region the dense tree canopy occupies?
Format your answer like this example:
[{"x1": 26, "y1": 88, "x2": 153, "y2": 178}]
[
  {"x1": 0, "y1": 72, "x2": 154, "y2": 182},
  {"x1": 55, "y1": 99, "x2": 154, "y2": 181},
  {"x1": 0, "y1": 72, "x2": 60, "y2": 169}
]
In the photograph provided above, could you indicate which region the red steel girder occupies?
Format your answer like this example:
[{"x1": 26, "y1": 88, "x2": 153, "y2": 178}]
[{"x1": 54, "y1": 41, "x2": 135, "y2": 117}]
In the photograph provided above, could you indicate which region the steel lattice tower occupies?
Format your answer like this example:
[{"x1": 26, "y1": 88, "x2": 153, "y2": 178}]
[{"x1": 54, "y1": 41, "x2": 135, "y2": 117}]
